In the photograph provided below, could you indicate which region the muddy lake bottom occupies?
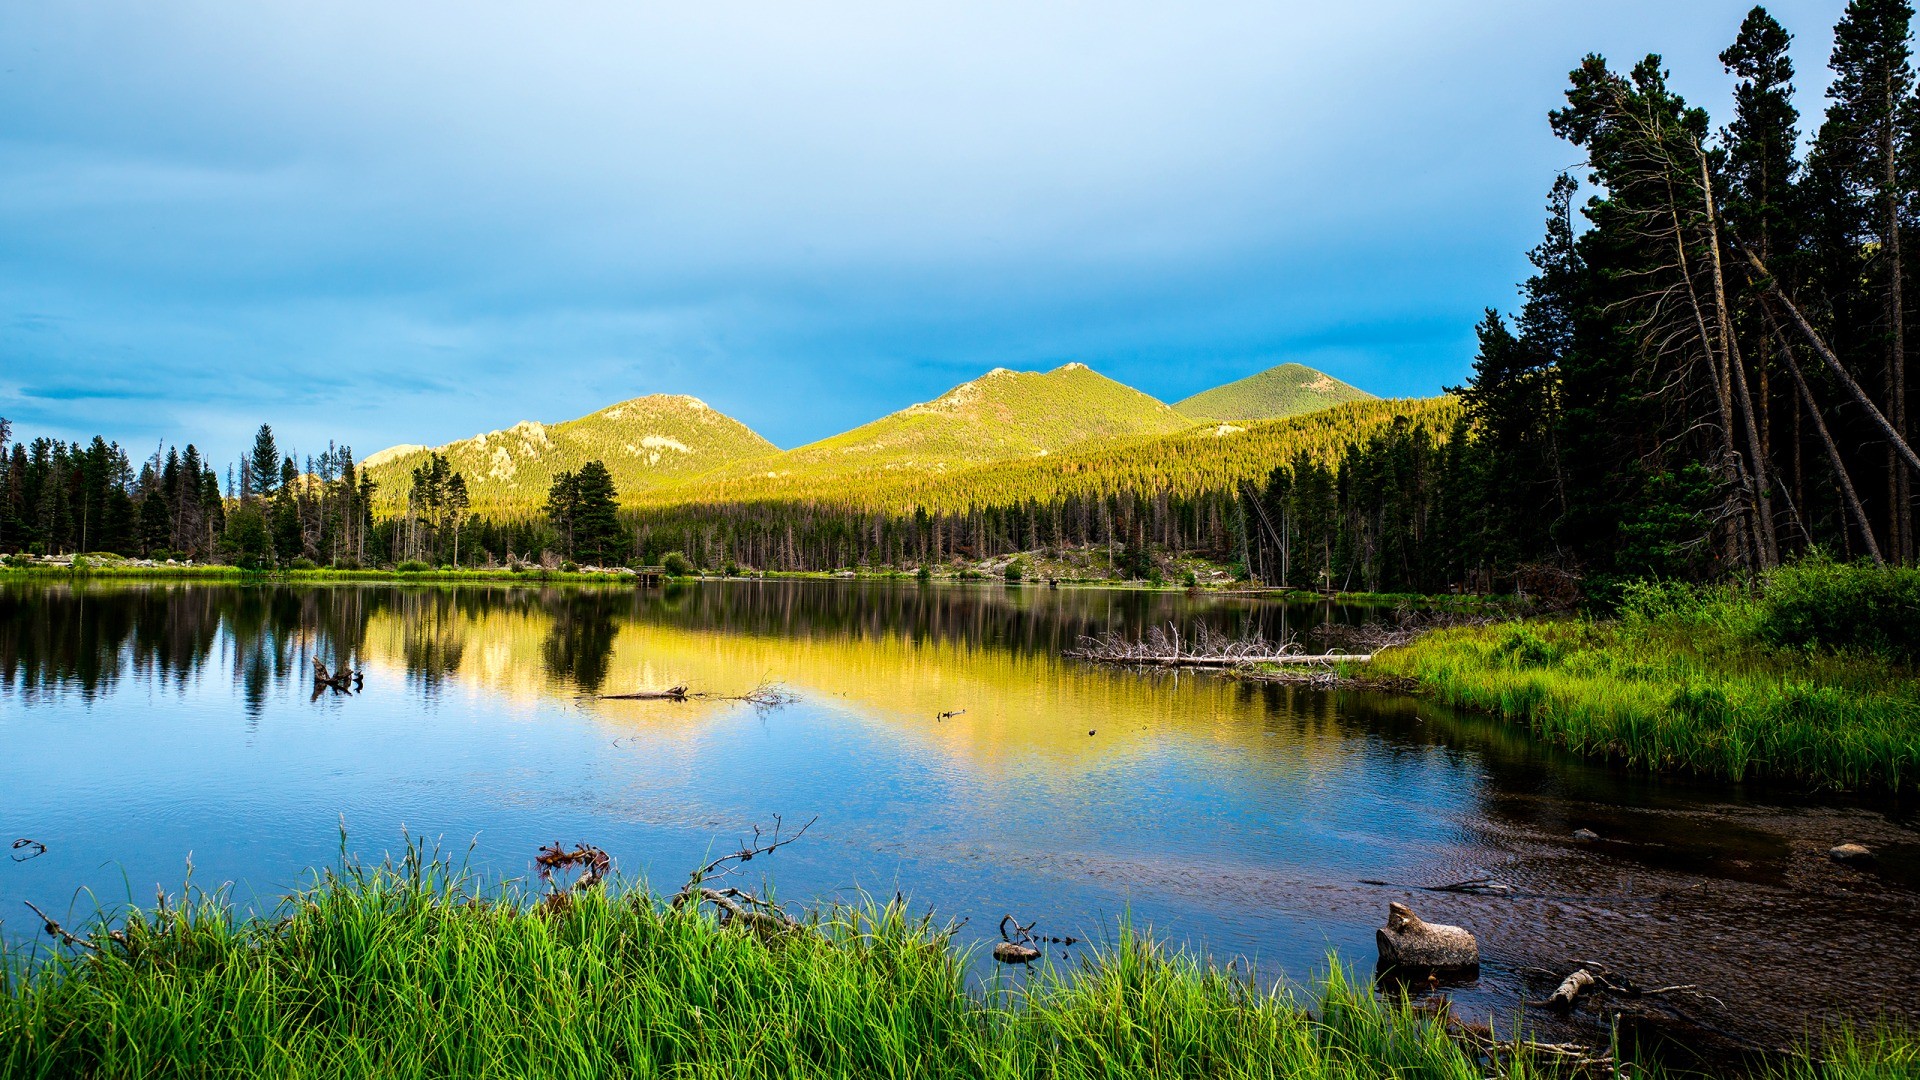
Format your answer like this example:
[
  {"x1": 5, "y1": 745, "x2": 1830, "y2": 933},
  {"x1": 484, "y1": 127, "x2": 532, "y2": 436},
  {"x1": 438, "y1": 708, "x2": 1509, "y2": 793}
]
[{"x1": 1, "y1": 578, "x2": 1913, "y2": 1066}]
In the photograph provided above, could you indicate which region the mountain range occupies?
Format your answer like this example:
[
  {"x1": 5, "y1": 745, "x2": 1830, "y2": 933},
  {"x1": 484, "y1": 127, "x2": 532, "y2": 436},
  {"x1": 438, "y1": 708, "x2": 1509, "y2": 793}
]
[{"x1": 364, "y1": 362, "x2": 1377, "y2": 513}]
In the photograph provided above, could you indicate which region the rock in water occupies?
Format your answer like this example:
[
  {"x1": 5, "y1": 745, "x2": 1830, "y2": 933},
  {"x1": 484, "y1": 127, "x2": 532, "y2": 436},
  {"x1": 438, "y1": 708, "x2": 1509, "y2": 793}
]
[
  {"x1": 992, "y1": 941, "x2": 1040, "y2": 964},
  {"x1": 1376, "y1": 902, "x2": 1478, "y2": 969},
  {"x1": 1829, "y1": 843, "x2": 1875, "y2": 864}
]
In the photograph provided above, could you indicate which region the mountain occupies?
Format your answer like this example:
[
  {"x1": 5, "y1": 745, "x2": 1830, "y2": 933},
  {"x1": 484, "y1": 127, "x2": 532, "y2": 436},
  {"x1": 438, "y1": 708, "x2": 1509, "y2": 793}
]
[
  {"x1": 638, "y1": 395, "x2": 1456, "y2": 514},
  {"x1": 694, "y1": 363, "x2": 1194, "y2": 490},
  {"x1": 362, "y1": 395, "x2": 777, "y2": 514},
  {"x1": 1174, "y1": 363, "x2": 1374, "y2": 421}
]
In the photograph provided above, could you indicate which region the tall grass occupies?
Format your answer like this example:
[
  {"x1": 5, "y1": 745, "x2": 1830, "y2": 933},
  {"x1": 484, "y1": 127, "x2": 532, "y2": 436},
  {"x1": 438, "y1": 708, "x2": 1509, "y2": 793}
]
[
  {"x1": 2, "y1": 851, "x2": 1910, "y2": 1077},
  {"x1": 1373, "y1": 562, "x2": 1920, "y2": 791},
  {"x1": 0, "y1": 851, "x2": 1597, "y2": 1079}
]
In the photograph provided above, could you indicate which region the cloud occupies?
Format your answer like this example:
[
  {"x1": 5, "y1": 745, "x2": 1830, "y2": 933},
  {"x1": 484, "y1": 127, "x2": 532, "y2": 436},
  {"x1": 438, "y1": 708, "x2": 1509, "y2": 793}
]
[{"x1": 0, "y1": 0, "x2": 1853, "y2": 461}]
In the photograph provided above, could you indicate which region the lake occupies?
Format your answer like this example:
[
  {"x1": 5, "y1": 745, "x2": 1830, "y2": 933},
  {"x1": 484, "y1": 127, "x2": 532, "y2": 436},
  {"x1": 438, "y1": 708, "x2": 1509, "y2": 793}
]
[{"x1": 3, "y1": 578, "x2": 1916, "y2": 1060}]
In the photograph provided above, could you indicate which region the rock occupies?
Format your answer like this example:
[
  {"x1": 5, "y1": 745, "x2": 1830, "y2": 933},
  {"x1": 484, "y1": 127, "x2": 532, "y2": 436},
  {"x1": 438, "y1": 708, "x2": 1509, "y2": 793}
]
[
  {"x1": 1376, "y1": 902, "x2": 1478, "y2": 970},
  {"x1": 1829, "y1": 843, "x2": 1875, "y2": 864},
  {"x1": 992, "y1": 941, "x2": 1041, "y2": 965},
  {"x1": 1572, "y1": 828, "x2": 1600, "y2": 842}
]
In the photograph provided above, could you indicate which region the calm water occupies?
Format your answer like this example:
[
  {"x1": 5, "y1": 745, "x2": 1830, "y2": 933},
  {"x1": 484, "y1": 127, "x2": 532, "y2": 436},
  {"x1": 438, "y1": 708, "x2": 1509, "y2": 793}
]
[{"x1": 4, "y1": 579, "x2": 1918, "y2": 1059}]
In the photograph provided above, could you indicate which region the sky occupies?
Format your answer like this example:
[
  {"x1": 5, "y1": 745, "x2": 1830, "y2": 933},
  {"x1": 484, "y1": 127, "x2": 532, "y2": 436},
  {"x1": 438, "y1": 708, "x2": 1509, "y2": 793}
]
[{"x1": 0, "y1": 1, "x2": 1854, "y2": 466}]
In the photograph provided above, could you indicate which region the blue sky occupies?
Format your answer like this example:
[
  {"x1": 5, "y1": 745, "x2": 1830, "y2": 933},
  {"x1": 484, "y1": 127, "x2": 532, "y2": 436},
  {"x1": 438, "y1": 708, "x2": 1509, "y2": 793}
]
[{"x1": 0, "y1": 1, "x2": 1850, "y2": 465}]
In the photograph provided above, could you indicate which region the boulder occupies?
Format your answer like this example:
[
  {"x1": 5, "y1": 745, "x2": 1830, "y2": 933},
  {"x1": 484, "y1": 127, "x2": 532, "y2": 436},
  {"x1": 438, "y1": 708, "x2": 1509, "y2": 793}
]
[
  {"x1": 1376, "y1": 902, "x2": 1478, "y2": 969},
  {"x1": 1829, "y1": 843, "x2": 1875, "y2": 864}
]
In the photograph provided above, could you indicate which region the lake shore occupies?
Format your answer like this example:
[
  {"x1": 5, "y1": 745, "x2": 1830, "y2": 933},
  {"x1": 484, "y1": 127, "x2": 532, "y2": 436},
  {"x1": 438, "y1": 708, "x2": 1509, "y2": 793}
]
[
  {"x1": 1, "y1": 854, "x2": 1903, "y2": 1079},
  {"x1": 1370, "y1": 563, "x2": 1920, "y2": 793},
  {"x1": 0, "y1": 554, "x2": 1518, "y2": 609}
]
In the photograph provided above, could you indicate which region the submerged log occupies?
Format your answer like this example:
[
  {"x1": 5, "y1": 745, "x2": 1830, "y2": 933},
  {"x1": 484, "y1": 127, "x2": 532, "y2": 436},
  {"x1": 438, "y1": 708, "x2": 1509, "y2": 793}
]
[
  {"x1": 600, "y1": 685, "x2": 690, "y2": 701},
  {"x1": 1376, "y1": 902, "x2": 1478, "y2": 969}
]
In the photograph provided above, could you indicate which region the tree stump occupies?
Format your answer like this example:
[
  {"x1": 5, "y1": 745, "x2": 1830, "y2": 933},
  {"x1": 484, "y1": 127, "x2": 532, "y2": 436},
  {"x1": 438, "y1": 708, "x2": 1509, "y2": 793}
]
[{"x1": 1376, "y1": 902, "x2": 1478, "y2": 969}]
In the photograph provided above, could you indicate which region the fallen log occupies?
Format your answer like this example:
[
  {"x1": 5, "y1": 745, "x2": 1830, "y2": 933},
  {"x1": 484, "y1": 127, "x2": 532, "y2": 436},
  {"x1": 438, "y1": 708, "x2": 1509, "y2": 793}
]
[
  {"x1": 599, "y1": 685, "x2": 689, "y2": 701},
  {"x1": 1112, "y1": 653, "x2": 1372, "y2": 667},
  {"x1": 1546, "y1": 968, "x2": 1596, "y2": 1010}
]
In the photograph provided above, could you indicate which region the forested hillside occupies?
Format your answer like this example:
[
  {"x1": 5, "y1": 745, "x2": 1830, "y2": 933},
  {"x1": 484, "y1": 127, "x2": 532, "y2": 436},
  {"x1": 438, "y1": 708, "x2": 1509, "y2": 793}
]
[
  {"x1": 360, "y1": 396, "x2": 776, "y2": 516},
  {"x1": 1174, "y1": 363, "x2": 1375, "y2": 420},
  {"x1": 622, "y1": 397, "x2": 1456, "y2": 572}
]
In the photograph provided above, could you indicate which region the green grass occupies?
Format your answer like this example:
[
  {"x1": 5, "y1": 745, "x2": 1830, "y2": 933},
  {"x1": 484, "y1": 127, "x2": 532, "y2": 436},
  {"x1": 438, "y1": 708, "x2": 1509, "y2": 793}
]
[
  {"x1": 1174, "y1": 363, "x2": 1375, "y2": 422},
  {"x1": 4, "y1": 851, "x2": 1903, "y2": 1079},
  {"x1": 0, "y1": 561, "x2": 647, "y2": 586},
  {"x1": 1373, "y1": 564, "x2": 1920, "y2": 791}
]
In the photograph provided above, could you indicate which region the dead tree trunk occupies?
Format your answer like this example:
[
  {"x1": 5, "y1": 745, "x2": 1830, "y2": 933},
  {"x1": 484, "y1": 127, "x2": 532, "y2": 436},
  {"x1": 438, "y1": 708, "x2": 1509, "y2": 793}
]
[{"x1": 1767, "y1": 316, "x2": 1885, "y2": 566}]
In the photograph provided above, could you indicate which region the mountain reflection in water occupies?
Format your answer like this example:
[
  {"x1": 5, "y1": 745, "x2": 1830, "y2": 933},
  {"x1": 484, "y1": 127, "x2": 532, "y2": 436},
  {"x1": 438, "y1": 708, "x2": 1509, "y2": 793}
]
[{"x1": 3, "y1": 578, "x2": 1918, "y2": 1060}]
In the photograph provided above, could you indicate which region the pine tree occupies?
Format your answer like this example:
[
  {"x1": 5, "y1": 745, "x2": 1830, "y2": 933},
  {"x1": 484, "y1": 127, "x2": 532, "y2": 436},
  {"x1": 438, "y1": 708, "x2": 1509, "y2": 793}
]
[
  {"x1": 248, "y1": 425, "x2": 281, "y2": 499},
  {"x1": 571, "y1": 460, "x2": 621, "y2": 565},
  {"x1": 1810, "y1": 0, "x2": 1915, "y2": 559}
]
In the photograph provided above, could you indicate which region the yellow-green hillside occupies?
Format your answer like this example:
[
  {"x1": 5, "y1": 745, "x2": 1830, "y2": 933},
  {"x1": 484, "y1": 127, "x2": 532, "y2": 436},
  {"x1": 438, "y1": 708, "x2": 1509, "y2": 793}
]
[
  {"x1": 637, "y1": 396, "x2": 1459, "y2": 514},
  {"x1": 1174, "y1": 363, "x2": 1374, "y2": 421},
  {"x1": 363, "y1": 396, "x2": 777, "y2": 514},
  {"x1": 687, "y1": 363, "x2": 1195, "y2": 491}
]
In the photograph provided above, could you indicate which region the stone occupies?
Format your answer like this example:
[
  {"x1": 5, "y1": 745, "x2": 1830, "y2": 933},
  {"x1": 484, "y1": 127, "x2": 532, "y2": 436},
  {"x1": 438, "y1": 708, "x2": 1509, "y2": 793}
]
[
  {"x1": 992, "y1": 941, "x2": 1040, "y2": 964},
  {"x1": 1829, "y1": 843, "x2": 1875, "y2": 864},
  {"x1": 1376, "y1": 902, "x2": 1478, "y2": 969},
  {"x1": 1572, "y1": 828, "x2": 1600, "y2": 842}
]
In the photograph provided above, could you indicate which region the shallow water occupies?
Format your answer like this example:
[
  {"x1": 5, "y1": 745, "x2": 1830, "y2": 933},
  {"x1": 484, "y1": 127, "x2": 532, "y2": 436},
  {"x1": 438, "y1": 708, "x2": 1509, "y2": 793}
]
[{"x1": 2, "y1": 578, "x2": 1916, "y2": 1062}]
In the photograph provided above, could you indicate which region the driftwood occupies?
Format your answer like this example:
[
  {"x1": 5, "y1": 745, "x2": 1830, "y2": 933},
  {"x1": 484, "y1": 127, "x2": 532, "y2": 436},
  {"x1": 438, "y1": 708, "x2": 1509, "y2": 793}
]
[
  {"x1": 1545, "y1": 968, "x2": 1596, "y2": 1010},
  {"x1": 310, "y1": 657, "x2": 361, "y2": 697},
  {"x1": 1068, "y1": 624, "x2": 1367, "y2": 668},
  {"x1": 992, "y1": 913, "x2": 1077, "y2": 965},
  {"x1": 600, "y1": 685, "x2": 689, "y2": 701},
  {"x1": 596, "y1": 680, "x2": 797, "y2": 709},
  {"x1": 669, "y1": 815, "x2": 816, "y2": 934},
  {"x1": 535, "y1": 843, "x2": 610, "y2": 892},
  {"x1": 1376, "y1": 902, "x2": 1478, "y2": 969}
]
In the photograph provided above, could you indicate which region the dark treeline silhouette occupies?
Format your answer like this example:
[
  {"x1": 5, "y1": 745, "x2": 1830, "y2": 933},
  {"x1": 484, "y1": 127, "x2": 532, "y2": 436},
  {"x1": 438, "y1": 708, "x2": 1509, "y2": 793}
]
[
  {"x1": 1258, "y1": 1, "x2": 1920, "y2": 600},
  {"x1": 0, "y1": 579, "x2": 1367, "y2": 706}
]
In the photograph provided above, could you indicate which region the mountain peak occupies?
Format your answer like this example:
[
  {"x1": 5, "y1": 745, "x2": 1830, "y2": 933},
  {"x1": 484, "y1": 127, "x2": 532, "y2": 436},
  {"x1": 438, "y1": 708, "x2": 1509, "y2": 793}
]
[
  {"x1": 362, "y1": 395, "x2": 776, "y2": 512},
  {"x1": 1175, "y1": 363, "x2": 1374, "y2": 421}
]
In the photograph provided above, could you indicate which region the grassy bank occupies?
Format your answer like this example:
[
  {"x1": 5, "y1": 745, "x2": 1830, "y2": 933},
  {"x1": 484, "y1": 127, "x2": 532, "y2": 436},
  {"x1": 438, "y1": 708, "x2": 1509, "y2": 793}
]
[
  {"x1": 1, "y1": 854, "x2": 1903, "y2": 1079},
  {"x1": 0, "y1": 559, "x2": 645, "y2": 586},
  {"x1": 1372, "y1": 560, "x2": 1920, "y2": 791}
]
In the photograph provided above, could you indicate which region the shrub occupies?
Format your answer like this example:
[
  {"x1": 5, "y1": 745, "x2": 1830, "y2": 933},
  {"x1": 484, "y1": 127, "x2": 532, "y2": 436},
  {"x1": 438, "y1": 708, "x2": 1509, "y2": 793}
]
[
  {"x1": 561, "y1": 560, "x2": 579, "y2": 573},
  {"x1": 1183, "y1": 569, "x2": 1200, "y2": 588},
  {"x1": 721, "y1": 560, "x2": 741, "y2": 577},
  {"x1": 395, "y1": 560, "x2": 431, "y2": 574},
  {"x1": 1760, "y1": 556, "x2": 1920, "y2": 663},
  {"x1": 287, "y1": 557, "x2": 317, "y2": 571},
  {"x1": 660, "y1": 551, "x2": 693, "y2": 578},
  {"x1": 916, "y1": 565, "x2": 933, "y2": 584},
  {"x1": 1003, "y1": 560, "x2": 1025, "y2": 583}
]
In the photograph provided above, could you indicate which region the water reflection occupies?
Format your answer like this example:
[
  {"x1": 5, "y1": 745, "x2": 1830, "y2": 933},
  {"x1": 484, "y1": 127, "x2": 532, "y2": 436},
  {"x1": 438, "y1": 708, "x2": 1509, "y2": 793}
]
[
  {"x1": 0, "y1": 579, "x2": 1368, "y2": 714},
  {"x1": 4, "y1": 578, "x2": 1917, "y2": 1056}
]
